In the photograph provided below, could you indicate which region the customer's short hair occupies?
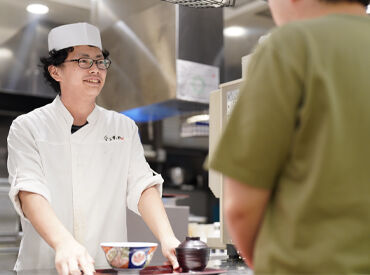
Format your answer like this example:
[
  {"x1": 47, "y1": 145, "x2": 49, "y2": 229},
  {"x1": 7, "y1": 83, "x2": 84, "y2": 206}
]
[
  {"x1": 40, "y1": 46, "x2": 110, "y2": 94},
  {"x1": 320, "y1": 0, "x2": 369, "y2": 7}
]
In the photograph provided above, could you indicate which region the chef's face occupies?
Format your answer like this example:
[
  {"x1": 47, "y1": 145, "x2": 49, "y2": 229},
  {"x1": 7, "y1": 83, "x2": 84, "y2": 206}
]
[{"x1": 54, "y1": 45, "x2": 107, "y2": 100}]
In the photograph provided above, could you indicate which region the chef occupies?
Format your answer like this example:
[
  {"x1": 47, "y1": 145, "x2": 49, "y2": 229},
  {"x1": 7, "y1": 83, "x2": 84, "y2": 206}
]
[{"x1": 7, "y1": 22, "x2": 180, "y2": 275}]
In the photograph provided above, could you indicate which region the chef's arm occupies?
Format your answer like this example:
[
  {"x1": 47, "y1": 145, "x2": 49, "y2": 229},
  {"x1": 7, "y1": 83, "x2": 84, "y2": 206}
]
[
  {"x1": 224, "y1": 177, "x2": 271, "y2": 269},
  {"x1": 18, "y1": 191, "x2": 95, "y2": 275},
  {"x1": 138, "y1": 186, "x2": 180, "y2": 269}
]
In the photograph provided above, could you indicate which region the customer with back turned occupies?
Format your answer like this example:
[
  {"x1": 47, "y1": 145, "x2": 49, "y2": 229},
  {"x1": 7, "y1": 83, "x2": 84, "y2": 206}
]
[
  {"x1": 7, "y1": 22, "x2": 180, "y2": 274},
  {"x1": 208, "y1": 0, "x2": 370, "y2": 274}
]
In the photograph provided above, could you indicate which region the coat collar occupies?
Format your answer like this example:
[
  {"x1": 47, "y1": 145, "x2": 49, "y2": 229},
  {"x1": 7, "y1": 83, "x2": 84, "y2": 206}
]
[{"x1": 53, "y1": 95, "x2": 100, "y2": 127}]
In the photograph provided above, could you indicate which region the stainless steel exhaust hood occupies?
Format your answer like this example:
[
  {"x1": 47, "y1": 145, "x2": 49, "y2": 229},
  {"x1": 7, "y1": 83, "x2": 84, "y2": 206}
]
[
  {"x1": 0, "y1": 20, "x2": 58, "y2": 98},
  {"x1": 0, "y1": 0, "x2": 91, "y2": 114},
  {"x1": 0, "y1": 1, "x2": 223, "y2": 118},
  {"x1": 93, "y1": 0, "x2": 224, "y2": 122},
  {"x1": 0, "y1": 20, "x2": 59, "y2": 113}
]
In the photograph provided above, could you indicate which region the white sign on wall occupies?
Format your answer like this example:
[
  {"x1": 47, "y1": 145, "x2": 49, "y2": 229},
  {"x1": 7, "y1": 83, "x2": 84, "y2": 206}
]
[{"x1": 176, "y1": 59, "x2": 219, "y2": 104}]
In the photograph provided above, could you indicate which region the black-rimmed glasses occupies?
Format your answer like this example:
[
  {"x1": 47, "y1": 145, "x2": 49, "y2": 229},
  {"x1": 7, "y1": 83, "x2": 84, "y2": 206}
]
[{"x1": 64, "y1": 58, "x2": 111, "y2": 70}]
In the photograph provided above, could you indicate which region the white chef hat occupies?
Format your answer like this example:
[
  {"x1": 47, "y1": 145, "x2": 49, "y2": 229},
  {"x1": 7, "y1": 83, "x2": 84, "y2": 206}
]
[{"x1": 48, "y1": 22, "x2": 102, "y2": 52}]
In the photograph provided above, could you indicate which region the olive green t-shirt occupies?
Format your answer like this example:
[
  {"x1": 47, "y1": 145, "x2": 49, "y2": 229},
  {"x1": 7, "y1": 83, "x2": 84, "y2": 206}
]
[{"x1": 209, "y1": 14, "x2": 370, "y2": 274}]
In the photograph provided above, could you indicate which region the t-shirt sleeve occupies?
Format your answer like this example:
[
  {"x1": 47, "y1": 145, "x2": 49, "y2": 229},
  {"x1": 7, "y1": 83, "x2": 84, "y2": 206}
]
[
  {"x1": 209, "y1": 28, "x2": 305, "y2": 189},
  {"x1": 126, "y1": 124, "x2": 163, "y2": 215},
  {"x1": 7, "y1": 118, "x2": 52, "y2": 220}
]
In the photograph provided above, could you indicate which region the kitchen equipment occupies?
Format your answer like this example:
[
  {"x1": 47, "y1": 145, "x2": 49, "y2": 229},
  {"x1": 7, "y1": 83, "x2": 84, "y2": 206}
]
[
  {"x1": 160, "y1": 0, "x2": 236, "y2": 8},
  {"x1": 100, "y1": 242, "x2": 157, "y2": 270},
  {"x1": 162, "y1": 193, "x2": 189, "y2": 206},
  {"x1": 207, "y1": 69, "x2": 249, "y2": 262},
  {"x1": 0, "y1": 178, "x2": 21, "y2": 271},
  {"x1": 169, "y1": 167, "x2": 186, "y2": 186},
  {"x1": 176, "y1": 237, "x2": 210, "y2": 272},
  {"x1": 0, "y1": 178, "x2": 19, "y2": 234},
  {"x1": 207, "y1": 78, "x2": 244, "y2": 250}
]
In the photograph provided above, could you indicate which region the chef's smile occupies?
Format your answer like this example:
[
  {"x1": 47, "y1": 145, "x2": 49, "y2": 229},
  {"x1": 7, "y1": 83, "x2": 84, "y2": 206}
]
[{"x1": 84, "y1": 77, "x2": 102, "y2": 86}]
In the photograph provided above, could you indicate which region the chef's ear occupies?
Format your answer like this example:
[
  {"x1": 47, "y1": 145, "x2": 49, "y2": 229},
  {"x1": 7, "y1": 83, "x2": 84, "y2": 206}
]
[{"x1": 48, "y1": 65, "x2": 61, "y2": 82}]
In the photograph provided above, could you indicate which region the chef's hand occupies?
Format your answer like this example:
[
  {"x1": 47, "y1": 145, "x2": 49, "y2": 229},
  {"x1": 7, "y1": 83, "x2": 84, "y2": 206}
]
[
  {"x1": 161, "y1": 236, "x2": 181, "y2": 270},
  {"x1": 54, "y1": 238, "x2": 95, "y2": 275}
]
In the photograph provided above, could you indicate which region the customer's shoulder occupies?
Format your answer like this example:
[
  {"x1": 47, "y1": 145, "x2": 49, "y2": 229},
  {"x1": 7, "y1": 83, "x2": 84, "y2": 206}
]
[
  {"x1": 272, "y1": 14, "x2": 367, "y2": 40},
  {"x1": 262, "y1": 16, "x2": 340, "y2": 54},
  {"x1": 267, "y1": 21, "x2": 311, "y2": 45},
  {"x1": 254, "y1": 23, "x2": 309, "y2": 63}
]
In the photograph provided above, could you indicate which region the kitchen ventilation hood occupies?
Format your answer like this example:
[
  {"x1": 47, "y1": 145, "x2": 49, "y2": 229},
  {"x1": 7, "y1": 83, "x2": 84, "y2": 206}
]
[
  {"x1": 0, "y1": 20, "x2": 58, "y2": 112},
  {"x1": 0, "y1": 1, "x2": 223, "y2": 119},
  {"x1": 93, "y1": 0, "x2": 224, "y2": 122}
]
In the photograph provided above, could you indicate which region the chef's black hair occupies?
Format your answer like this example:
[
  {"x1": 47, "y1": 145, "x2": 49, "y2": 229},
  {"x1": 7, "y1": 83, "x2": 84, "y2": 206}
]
[
  {"x1": 40, "y1": 46, "x2": 110, "y2": 95},
  {"x1": 320, "y1": 0, "x2": 369, "y2": 6}
]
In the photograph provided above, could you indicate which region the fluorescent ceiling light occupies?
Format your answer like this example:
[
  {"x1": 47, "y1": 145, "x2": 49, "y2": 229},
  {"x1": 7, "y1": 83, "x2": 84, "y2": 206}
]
[
  {"x1": 26, "y1": 3, "x2": 49, "y2": 14},
  {"x1": 0, "y1": 48, "x2": 13, "y2": 59},
  {"x1": 224, "y1": 26, "x2": 247, "y2": 37},
  {"x1": 186, "y1": 114, "x2": 209, "y2": 124}
]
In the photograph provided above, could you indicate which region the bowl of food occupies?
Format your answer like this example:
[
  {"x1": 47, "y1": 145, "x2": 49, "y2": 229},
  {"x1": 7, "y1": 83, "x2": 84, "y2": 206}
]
[
  {"x1": 175, "y1": 237, "x2": 210, "y2": 272},
  {"x1": 100, "y1": 242, "x2": 157, "y2": 270}
]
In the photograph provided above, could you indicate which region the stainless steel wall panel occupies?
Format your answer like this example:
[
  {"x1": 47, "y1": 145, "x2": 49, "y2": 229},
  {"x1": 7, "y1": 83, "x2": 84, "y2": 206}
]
[
  {"x1": 94, "y1": 1, "x2": 177, "y2": 112},
  {"x1": 178, "y1": 7, "x2": 224, "y2": 76}
]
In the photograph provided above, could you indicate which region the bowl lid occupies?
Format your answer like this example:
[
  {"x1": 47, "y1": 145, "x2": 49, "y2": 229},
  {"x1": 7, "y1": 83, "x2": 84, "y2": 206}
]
[{"x1": 177, "y1": 237, "x2": 208, "y2": 249}]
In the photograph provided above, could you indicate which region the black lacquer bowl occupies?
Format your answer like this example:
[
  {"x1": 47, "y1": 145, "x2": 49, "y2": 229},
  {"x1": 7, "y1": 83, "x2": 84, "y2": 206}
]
[{"x1": 175, "y1": 237, "x2": 210, "y2": 272}]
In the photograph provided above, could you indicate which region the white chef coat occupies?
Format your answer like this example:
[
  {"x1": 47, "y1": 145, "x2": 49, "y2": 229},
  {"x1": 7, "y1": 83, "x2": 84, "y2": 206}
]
[{"x1": 7, "y1": 96, "x2": 163, "y2": 271}]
